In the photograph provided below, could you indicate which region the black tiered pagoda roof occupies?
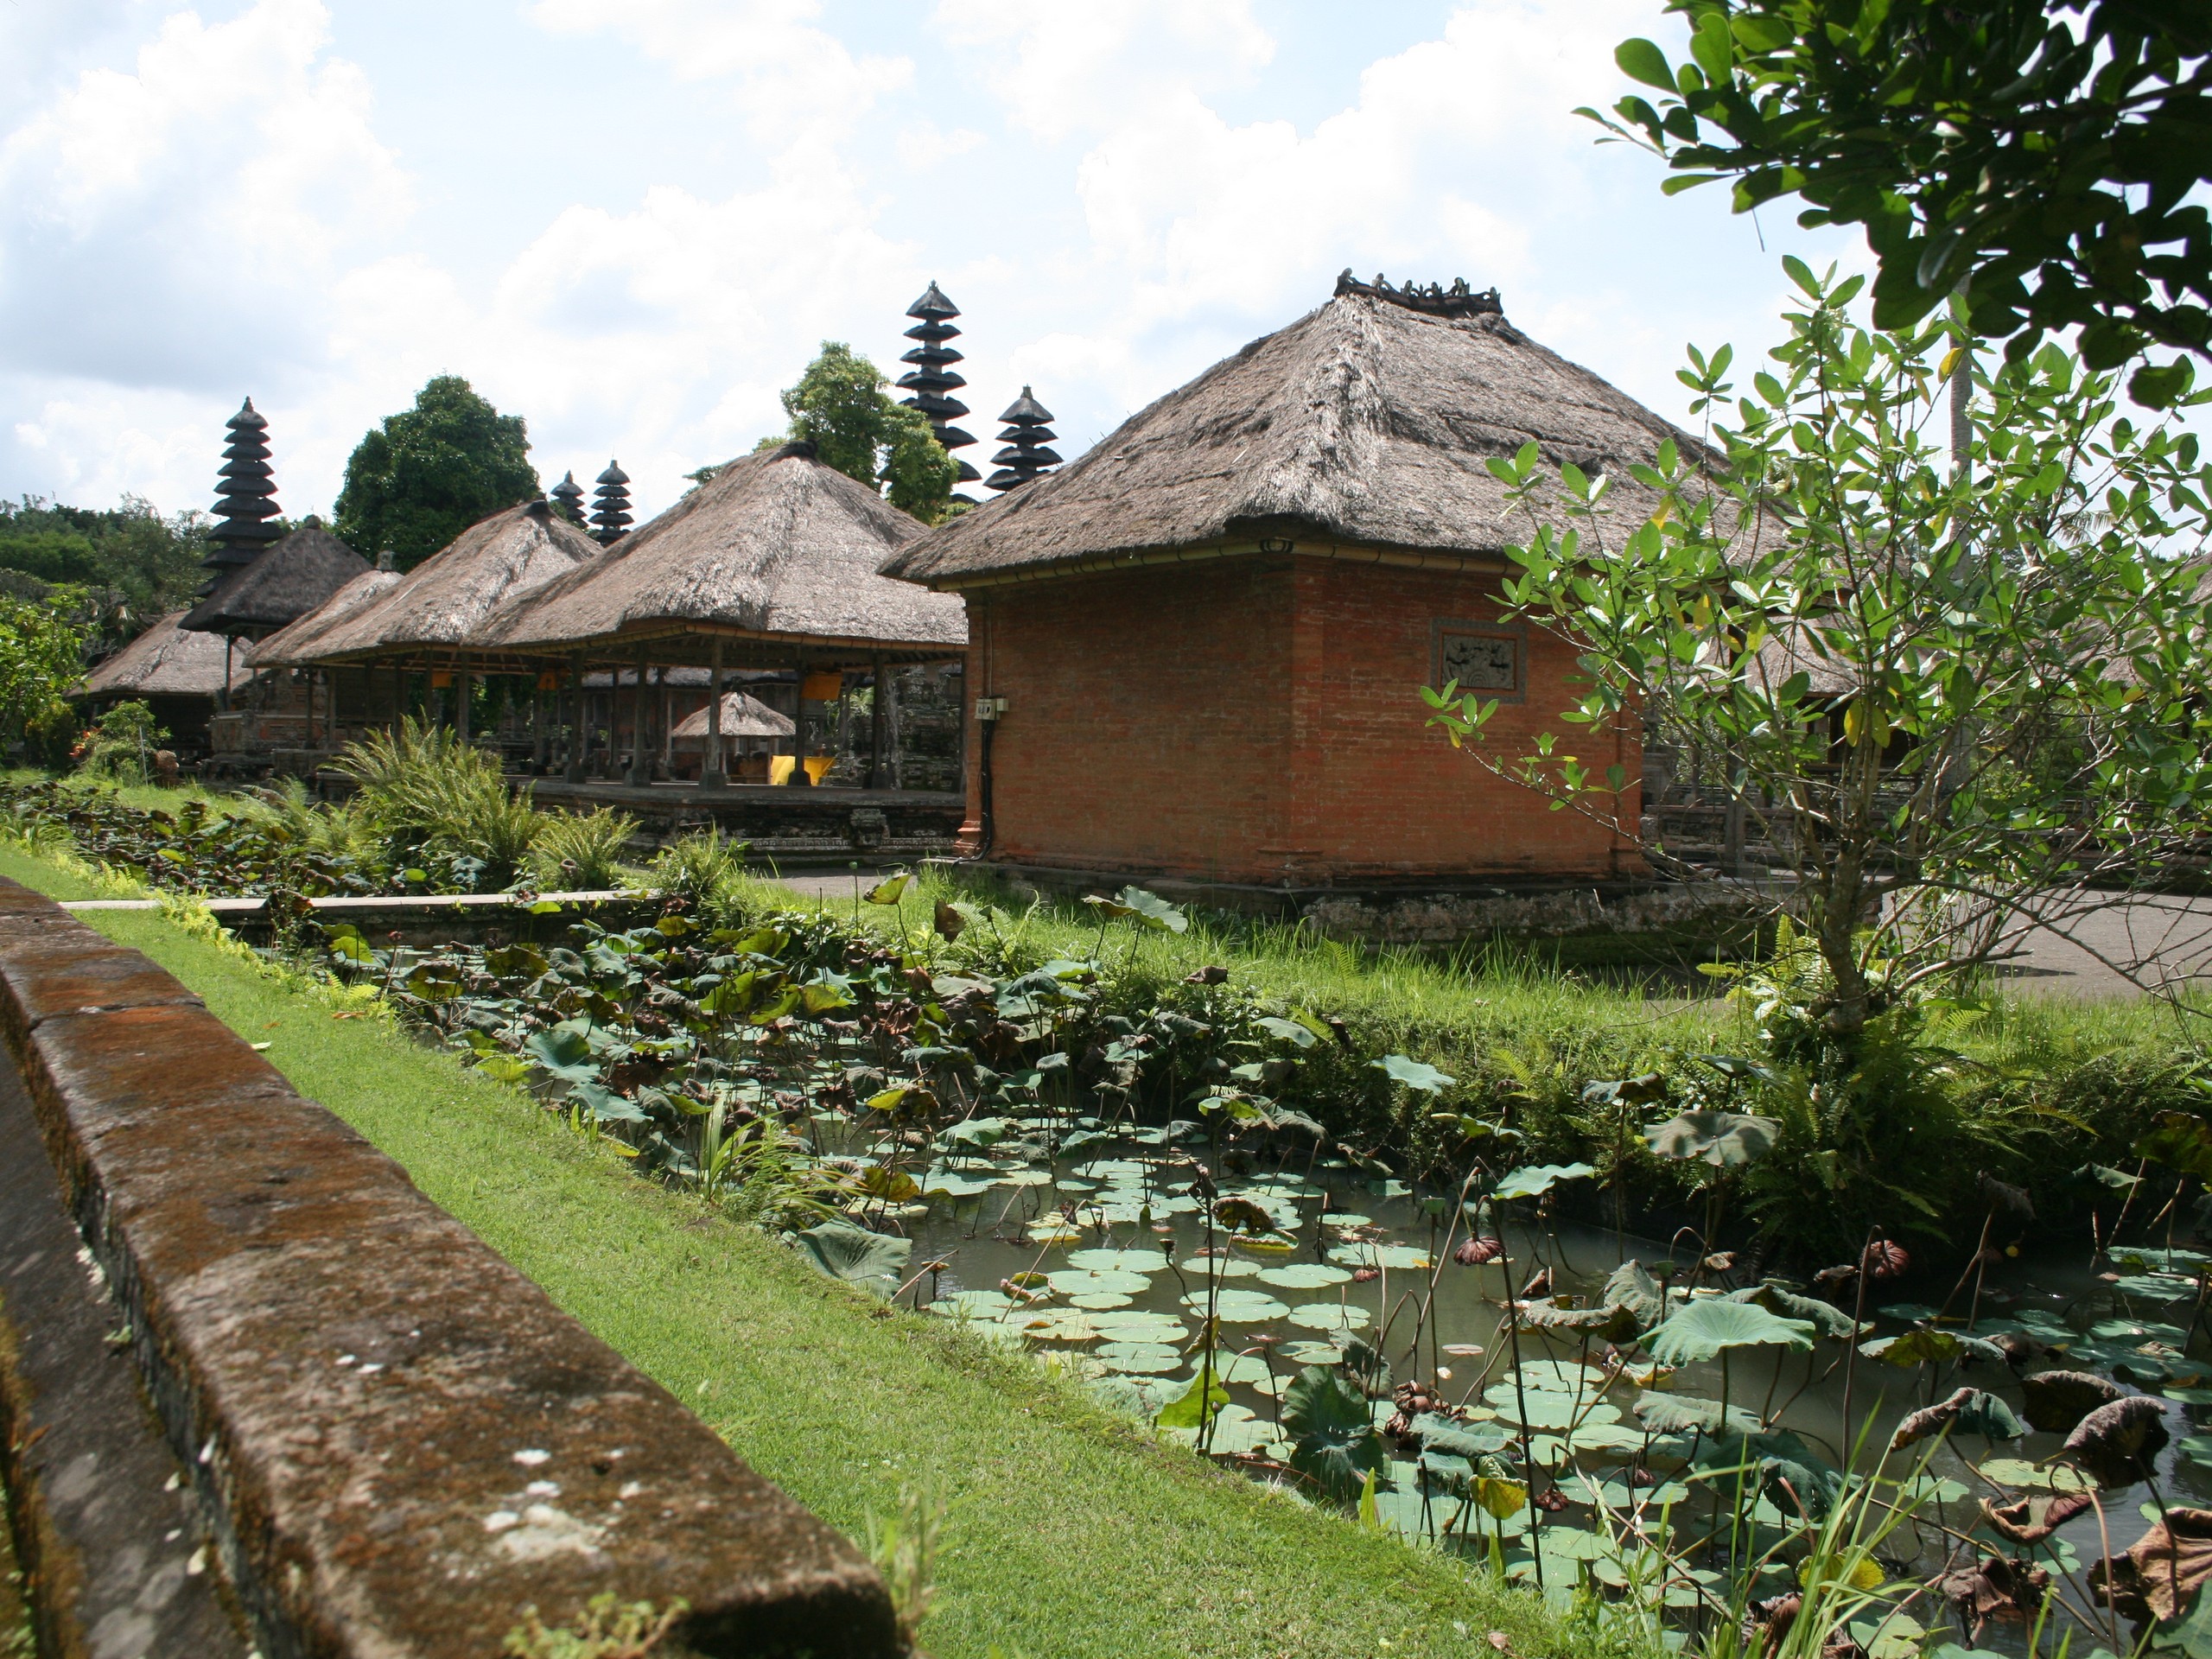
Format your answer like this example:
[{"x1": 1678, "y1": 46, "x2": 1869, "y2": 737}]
[
  {"x1": 985, "y1": 387, "x2": 1060, "y2": 493},
  {"x1": 899, "y1": 283, "x2": 980, "y2": 486},
  {"x1": 591, "y1": 461, "x2": 633, "y2": 545},
  {"x1": 201, "y1": 397, "x2": 283, "y2": 589}
]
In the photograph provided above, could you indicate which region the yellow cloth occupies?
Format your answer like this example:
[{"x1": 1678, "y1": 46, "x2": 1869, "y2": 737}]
[{"x1": 767, "y1": 755, "x2": 836, "y2": 785}]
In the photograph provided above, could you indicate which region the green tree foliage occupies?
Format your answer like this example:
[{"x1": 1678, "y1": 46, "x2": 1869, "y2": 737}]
[
  {"x1": 1589, "y1": 1, "x2": 2212, "y2": 404},
  {"x1": 0, "y1": 595, "x2": 90, "y2": 760},
  {"x1": 333, "y1": 376, "x2": 539, "y2": 569},
  {"x1": 778, "y1": 342, "x2": 958, "y2": 523},
  {"x1": 0, "y1": 497, "x2": 207, "y2": 632},
  {"x1": 1425, "y1": 262, "x2": 2212, "y2": 1034}
]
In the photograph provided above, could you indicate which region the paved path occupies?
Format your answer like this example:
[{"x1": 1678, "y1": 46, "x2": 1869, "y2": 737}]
[{"x1": 1993, "y1": 893, "x2": 2212, "y2": 999}]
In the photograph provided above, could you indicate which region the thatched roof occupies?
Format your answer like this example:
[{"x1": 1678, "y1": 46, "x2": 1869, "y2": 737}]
[
  {"x1": 248, "y1": 567, "x2": 404, "y2": 668},
  {"x1": 77, "y1": 612, "x2": 248, "y2": 701},
  {"x1": 287, "y1": 499, "x2": 601, "y2": 668},
  {"x1": 180, "y1": 517, "x2": 370, "y2": 639},
  {"x1": 481, "y1": 443, "x2": 966, "y2": 668},
  {"x1": 883, "y1": 278, "x2": 1705, "y2": 589},
  {"x1": 670, "y1": 692, "x2": 795, "y2": 741}
]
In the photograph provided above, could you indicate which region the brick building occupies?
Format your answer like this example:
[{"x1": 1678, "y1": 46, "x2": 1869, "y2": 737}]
[{"x1": 882, "y1": 274, "x2": 1699, "y2": 897}]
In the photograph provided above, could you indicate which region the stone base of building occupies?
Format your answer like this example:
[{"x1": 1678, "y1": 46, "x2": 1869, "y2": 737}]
[{"x1": 942, "y1": 857, "x2": 1783, "y2": 957}]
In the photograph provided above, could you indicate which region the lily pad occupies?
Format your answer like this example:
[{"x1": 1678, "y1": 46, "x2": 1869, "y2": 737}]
[
  {"x1": 1180, "y1": 1255, "x2": 1261, "y2": 1279},
  {"x1": 1975, "y1": 1458, "x2": 2094, "y2": 1495},
  {"x1": 1065, "y1": 1248, "x2": 1170, "y2": 1273},
  {"x1": 1257, "y1": 1262, "x2": 1355, "y2": 1290},
  {"x1": 1046, "y1": 1268, "x2": 1153, "y2": 1297},
  {"x1": 1096, "y1": 1342, "x2": 1182, "y2": 1375},
  {"x1": 1290, "y1": 1302, "x2": 1374, "y2": 1332},
  {"x1": 1326, "y1": 1243, "x2": 1433, "y2": 1270},
  {"x1": 1185, "y1": 1288, "x2": 1290, "y2": 1323}
]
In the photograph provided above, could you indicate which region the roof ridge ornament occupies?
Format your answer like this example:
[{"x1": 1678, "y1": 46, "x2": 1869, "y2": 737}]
[
  {"x1": 550, "y1": 470, "x2": 586, "y2": 524},
  {"x1": 1333, "y1": 269, "x2": 1503, "y2": 319}
]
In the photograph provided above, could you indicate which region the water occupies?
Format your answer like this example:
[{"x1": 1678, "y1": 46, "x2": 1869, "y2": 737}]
[{"x1": 827, "y1": 1119, "x2": 2209, "y2": 1648}]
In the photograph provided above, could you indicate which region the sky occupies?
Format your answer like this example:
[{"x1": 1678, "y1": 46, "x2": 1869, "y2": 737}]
[{"x1": 0, "y1": 0, "x2": 1871, "y2": 528}]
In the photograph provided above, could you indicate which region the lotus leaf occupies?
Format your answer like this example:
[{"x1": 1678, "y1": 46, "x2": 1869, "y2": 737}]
[
  {"x1": 1046, "y1": 1268, "x2": 1152, "y2": 1297},
  {"x1": 1889, "y1": 1387, "x2": 2025, "y2": 1449},
  {"x1": 1181, "y1": 1255, "x2": 1261, "y2": 1278},
  {"x1": 1599, "y1": 1261, "x2": 1665, "y2": 1325},
  {"x1": 1198, "y1": 1408, "x2": 1281, "y2": 1458},
  {"x1": 1487, "y1": 1392, "x2": 1621, "y2": 1432},
  {"x1": 2020, "y1": 1370, "x2": 2125, "y2": 1434},
  {"x1": 2063, "y1": 1394, "x2": 2171, "y2": 1486},
  {"x1": 1085, "y1": 1374, "x2": 1178, "y2": 1419},
  {"x1": 1188, "y1": 1351, "x2": 1277, "y2": 1388},
  {"x1": 1646, "y1": 1299, "x2": 1815, "y2": 1364},
  {"x1": 1012, "y1": 1310, "x2": 1100, "y2": 1343},
  {"x1": 1643, "y1": 1109, "x2": 1779, "y2": 1166},
  {"x1": 1290, "y1": 1303, "x2": 1372, "y2": 1332},
  {"x1": 525, "y1": 1027, "x2": 600, "y2": 1083},
  {"x1": 1068, "y1": 1248, "x2": 1169, "y2": 1273},
  {"x1": 1411, "y1": 1414, "x2": 1511, "y2": 1460},
  {"x1": 1024, "y1": 1221, "x2": 1084, "y2": 1246},
  {"x1": 1635, "y1": 1394, "x2": 1762, "y2": 1436},
  {"x1": 1184, "y1": 1288, "x2": 1290, "y2": 1322},
  {"x1": 1154, "y1": 1372, "x2": 1230, "y2": 1430},
  {"x1": 791, "y1": 1218, "x2": 912, "y2": 1297},
  {"x1": 1069, "y1": 1293, "x2": 1135, "y2": 1310},
  {"x1": 1516, "y1": 1300, "x2": 1643, "y2": 1342},
  {"x1": 1325, "y1": 1243, "x2": 1432, "y2": 1270},
  {"x1": 1372, "y1": 1053, "x2": 1456, "y2": 1093},
  {"x1": 1281, "y1": 1366, "x2": 1388, "y2": 1503},
  {"x1": 2085, "y1": 1507, "x2": 2212, "y2": 1624},
  {"x1": 1284, "y1": 1340, "x2": 1344, "y2": 1365},
  {"x1": 1320, "y1": 1212, "x2": 1372, "y2": 1228},
  {"x1": 1096, "y1": 1342, "x2": 1182, "y2": 1375},
  {"x1": 1862, "y1": 1329, "x2": 1965, "y2": 1366},
  {"x1": 1257, "y1": 1262, "x2": 1354, "y2": 1290},
  {"x1": 1729, "y1": 1282, "x2": 1863, "y2": 1338},
  {"x1": 1975, "y1": 1458, "x2": 2095, "y2": 1494},
  {"x1": 1491, "y1": 1162, "x2": 1597, "y2": 1200}
]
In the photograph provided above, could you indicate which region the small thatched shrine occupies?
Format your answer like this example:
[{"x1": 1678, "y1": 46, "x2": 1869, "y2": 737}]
[
  {"x1": 181, "y1": 516, "x2": 370, "y2": 659},
  {"x1": 73, "y1": 612, "x2": 249, "y2": 754},
  {"x1": 482, "y1": 441, "x2": 966, "y2": 789},
  {"x1": 882, "y1": 273, "x2": 1690, "y2": 894}
]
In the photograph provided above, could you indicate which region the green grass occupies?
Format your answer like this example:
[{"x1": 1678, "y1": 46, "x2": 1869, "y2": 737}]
[{"x1": 0, "y1": 841, "x2": 1576, "y2": 1659}]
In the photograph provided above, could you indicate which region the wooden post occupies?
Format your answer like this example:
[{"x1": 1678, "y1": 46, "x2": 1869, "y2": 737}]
[
  {"x1": 659, "y1": 668, "x2": 672, "y2": 774},
  {"x1": 627, "y1": 644, "x2": 651, "y2": 786},
  {"x1": 868, "y1": 657, "x2": 887, "y2": 789},
  {"x1": 454, "y1": 669, "x2": 471, "y2": 744},
  {"x1": 701, "y1": 639, "x2": 726, "y2": 791},
  {"x1": 219, "y1": 638, "x2": 233, "y2": 713},
  {"x1": 566, "y1": 653, "x2": 586, "y2": 782}
]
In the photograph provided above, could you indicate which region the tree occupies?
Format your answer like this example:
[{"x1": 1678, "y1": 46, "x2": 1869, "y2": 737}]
[
  {"x1": 0, "y1": 496, "x2": 207, "y2": 635},
  {"x1": 0, "y1": 594, "x2": 90, "y2": 763},
  {"x1": 779, "y1": 343, "x2": 958, "y2": 524},
  {"x1": 333, "y1": 376, "x2": 539, "y2": 569},
  {"x1": 1424, "y1": 262, "x2": 2212, "y2": 1035},
  {"x1": 1588, "y1": 1, "x2": 2212, "y2": 404}
]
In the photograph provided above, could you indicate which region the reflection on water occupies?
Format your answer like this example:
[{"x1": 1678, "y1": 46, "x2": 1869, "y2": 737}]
[{"x1": 838, "y1": 1119, "x2": 2208, "y2": 1649}]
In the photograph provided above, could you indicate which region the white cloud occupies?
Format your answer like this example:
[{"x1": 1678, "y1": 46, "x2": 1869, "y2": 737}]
[
  {"x1": 524, "y1": 0, "x2": 911, "y2": 145},
  {"x1": 936, "y1": 0, "x2": 1274, "y2": 143}
]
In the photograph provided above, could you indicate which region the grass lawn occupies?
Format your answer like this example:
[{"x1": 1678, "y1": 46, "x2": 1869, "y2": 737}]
[{"x1": 0, "y1": 842, "x2": 1574, "y2": 1659}]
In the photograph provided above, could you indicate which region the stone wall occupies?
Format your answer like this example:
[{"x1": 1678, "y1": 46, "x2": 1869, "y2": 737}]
[{"x1": 0, "y1": 880, "x2": 899, "y2": 1657}]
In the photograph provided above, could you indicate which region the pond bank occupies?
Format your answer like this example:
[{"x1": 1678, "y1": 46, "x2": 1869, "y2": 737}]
[{"x1": 0, "y1": 840, "x2": 1581, "y2": 1659}]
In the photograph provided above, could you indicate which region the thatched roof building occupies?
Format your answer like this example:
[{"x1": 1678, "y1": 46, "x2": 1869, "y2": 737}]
[
  {"x1": 283, "y1": 499, "x2": 600, "y2": 670},
  {"x1": 670, "y1": 691, "x2": 794, "y2": 742},
  {"x1": 884, "y1": 273, "x2": 1700, "y2": 590},
  {"x1": 180, "y1": 516, "x2": 370, "y2": 640},
  {"x1": 79, "y1": 612, "x2": 248, "y2": 702},
  {"x1": 482, "y1": 442, "x2": 965, "y2": 667},
  {"x1": 248, "y1": 566, "x2": 403, "y2": 669},
  {"x1": 880, "y1": 275, "x2": 1662, "y2": 893}
]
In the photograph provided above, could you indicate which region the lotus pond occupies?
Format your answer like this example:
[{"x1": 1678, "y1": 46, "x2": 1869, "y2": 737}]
[{"x1": 281, "y1": 894, "x2": 2212, "y2": 1659}]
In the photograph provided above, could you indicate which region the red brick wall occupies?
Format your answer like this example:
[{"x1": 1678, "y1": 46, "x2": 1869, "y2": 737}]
[
  {"x1": 960, "y1": 553, "x2": 1638, "y2": 885},
  {"x1": 963, "y1": 560, "x2": 1293, "y2": 878}
]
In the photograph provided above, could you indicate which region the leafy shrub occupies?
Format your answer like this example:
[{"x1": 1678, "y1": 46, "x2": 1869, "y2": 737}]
[
  {"x1": 531, "y1": 808, "x2": 639, "y2": 891},
  {"x1": 649, "y1": 828, "x2": 746, "y2": 912},
  {"x1": 72, "y1": 699, "x2": 166, "y2": 785},
  {"x1": 333, "y1": 716, "x2": 540, "y2": 886}
]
